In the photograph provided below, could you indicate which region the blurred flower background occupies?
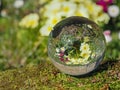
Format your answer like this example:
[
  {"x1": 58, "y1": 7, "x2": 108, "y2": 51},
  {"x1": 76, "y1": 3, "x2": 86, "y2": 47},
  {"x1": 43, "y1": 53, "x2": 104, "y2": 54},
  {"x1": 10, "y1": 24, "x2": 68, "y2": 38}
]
[{"x1": 0, "y1": 0, "x2": 120, "y2": 70}]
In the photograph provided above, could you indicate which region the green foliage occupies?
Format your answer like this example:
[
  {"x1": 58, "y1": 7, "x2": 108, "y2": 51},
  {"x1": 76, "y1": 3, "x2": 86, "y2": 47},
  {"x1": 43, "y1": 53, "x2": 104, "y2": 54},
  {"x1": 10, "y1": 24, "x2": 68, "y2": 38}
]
[
  {"x1": 0, "y1": 16, "x2": 48, "y2": 70},
  {"x1": 105, "y1": 33, "x2": 120, "y2": 59}
]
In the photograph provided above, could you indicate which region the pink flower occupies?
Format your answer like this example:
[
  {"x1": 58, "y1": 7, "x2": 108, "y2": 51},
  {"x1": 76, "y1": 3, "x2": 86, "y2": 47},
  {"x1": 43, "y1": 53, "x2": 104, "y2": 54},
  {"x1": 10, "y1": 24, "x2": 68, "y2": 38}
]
[
  {"x1": 96, "y1": 0, "x2": 113, "y2": 12},
  {"x1": 103, "y1": 30, "x2": 112, "y2": 43},
  {"x1": 104, "y1": 0, "x2": 113, "y2": 4},
  {"x1": 59, "y1": 58, "x2": 64, "y2": 61},
  {"x1": 59, "y1": 53, "x2": 64, "y2": 57}
]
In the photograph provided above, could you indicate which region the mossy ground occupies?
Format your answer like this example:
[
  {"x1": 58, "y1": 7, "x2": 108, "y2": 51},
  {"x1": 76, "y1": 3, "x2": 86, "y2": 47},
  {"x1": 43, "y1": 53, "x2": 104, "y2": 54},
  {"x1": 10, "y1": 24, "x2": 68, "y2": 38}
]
[{"x1": 0, "y1": 59, "x2": 120, "y2": 90}]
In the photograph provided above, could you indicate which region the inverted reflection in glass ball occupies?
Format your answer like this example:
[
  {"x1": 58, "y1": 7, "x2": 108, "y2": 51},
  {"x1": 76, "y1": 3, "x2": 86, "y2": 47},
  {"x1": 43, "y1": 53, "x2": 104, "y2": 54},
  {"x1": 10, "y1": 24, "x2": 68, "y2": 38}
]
[{"x1": 48, "y1": 16, "x2": 106, "y2": 76}]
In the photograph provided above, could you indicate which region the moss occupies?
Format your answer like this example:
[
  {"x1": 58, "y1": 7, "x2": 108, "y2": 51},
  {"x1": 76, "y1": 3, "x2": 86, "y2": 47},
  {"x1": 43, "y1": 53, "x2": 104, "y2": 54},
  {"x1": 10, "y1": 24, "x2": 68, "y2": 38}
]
[{"x1": 0, "y1": 59, "x2": 120, "y2": 90}]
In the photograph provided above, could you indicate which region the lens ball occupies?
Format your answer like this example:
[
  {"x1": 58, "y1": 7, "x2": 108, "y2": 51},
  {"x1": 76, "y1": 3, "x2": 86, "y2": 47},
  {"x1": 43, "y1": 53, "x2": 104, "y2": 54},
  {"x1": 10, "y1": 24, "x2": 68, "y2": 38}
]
[{"x1": 48, "y1": 16, "x2": 106, "y2": 76}]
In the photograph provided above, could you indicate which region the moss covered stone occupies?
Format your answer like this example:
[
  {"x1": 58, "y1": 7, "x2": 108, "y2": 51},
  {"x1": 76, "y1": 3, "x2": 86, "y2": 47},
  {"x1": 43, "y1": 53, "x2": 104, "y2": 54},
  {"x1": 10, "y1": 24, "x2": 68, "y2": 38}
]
[{"x1": 0, "y1": 60, "x2": 120, "y2": 90}]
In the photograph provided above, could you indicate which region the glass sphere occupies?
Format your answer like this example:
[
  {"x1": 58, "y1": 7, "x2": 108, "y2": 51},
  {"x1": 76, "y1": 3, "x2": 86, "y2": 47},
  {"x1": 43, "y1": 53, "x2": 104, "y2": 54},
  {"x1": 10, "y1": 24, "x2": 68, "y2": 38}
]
[{"x1": 48, "y1": 16, "x2": 106, "y2": 76}]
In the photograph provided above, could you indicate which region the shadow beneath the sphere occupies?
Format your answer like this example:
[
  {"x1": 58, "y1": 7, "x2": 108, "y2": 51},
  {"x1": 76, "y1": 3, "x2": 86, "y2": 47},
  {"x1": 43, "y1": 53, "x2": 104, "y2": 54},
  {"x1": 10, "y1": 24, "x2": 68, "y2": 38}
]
[{"x1": 74, "y1": 60, "x2": 119, "y2": 78}]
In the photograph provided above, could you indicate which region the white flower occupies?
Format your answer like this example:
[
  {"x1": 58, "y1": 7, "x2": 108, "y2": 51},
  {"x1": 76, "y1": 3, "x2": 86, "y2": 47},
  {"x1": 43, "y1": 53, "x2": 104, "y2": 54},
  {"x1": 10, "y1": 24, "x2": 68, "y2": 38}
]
[
  {"x1": 69, "y1": 58, "x2": 79, "y2": 64},
  {"x1": 40, "y1": 24, "x2": 52, "y2": 36},
  {"x1": 80, "y1": 43, "x2": 90, "y2": 52},
  {"x1": 95, "y1": 13, "x2": 110, "y2": 24},
  {"x1": 78, "y1": 58, "x2": 89, "y2": 65},
  {"x1": 66, "y1": 61, "x2": 72, "y2": 65},
  {"x1": 49, "y1": 16, "x2": 61, "y2": 27},
  {"x1": 1, "y1": 9, "x2": 7, "y2": 17},
  {"x1": 103, "y1": 30, "x2": 112, "y2": 43},
  {"x1": 14, "y1": 0, "x2": 24, "y2": 8},
  {"x1": 60, "y1": 47, "x2": 65, "y2": 52},
  {"x1": 80, "y1": 51, "x2": 91, "y2": 60},
  {"x1": 75, "y1": 4, "x2": 89, "y2": 18},
  {"x1": 60, "y1": 1, "x2": 77, "y2": 17},
  {"x1": 40, "y1": 16, "x2": 61, "y2": 36},
  {"x1": 87, "y1": 3, "x2": 102, "y2": 17},
  {"x1": 80, "y1": 42, "x2": 91, "y2": 60},
  {"x1": 43, "y1": 0, "x2": 82, "y2": 18},
  {"x1": 85, "y1": 2, "x2": 110, "y2": 24},
  {"x1": 19, "y1": 13, "x2": 39, "y2": 28},
  {"x1": 108, "y1": 5, "x2": 120, "y2": 18},
  {"x1": 56, "y1": 48, "x2": 60, "y2": 53},
  {"x1": 68, "y1": 58, "x2": 90, "y2": 65},
  {"x1": 43, "y1": 2, "x2": 61, "y2": 17}
]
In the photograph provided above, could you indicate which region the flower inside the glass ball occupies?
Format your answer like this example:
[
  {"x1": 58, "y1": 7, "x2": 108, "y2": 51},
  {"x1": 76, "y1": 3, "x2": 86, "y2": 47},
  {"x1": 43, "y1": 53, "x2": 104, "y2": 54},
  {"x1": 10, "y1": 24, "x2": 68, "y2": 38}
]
[{"x1": 48, "y1": 16, "x2": 106, "y2": 66}]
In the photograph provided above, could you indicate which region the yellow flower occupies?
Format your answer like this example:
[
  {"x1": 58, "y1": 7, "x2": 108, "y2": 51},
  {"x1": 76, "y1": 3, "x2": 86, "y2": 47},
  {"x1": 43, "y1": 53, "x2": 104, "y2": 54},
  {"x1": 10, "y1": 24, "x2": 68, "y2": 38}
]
[
  {"x1": 63, "y1": 6, "x2": 69, "y2": 12},
  {"x1": 60, "y1": 1, "x2": 76, "y2": 17},
  {"x1": 40, "y1": 16, "x2": 61, "y2": 36},
  {"x1": 80, "y1": 43, "x2": 90, "y2": 52},
  {"x1": 66, "y1": 61, "x2": 72, "y2": 65},
  {"x1": 43, "y1": 2, "x2": 61, "y2": 17},
  {"x1": 80, "y1": 42, "x2": 91, "y2": 60},
  {"x1": 80, "y1": 51, "x2": 91, "y2": 60},
  {"x1": 78, "y1": 58, "x2": 89, "y2": 65},
  {"x1": 48, "y1": 16, "x2": 61, "y2": 26},
  {"x1": 61, "y1": 47, "x2": 65, "y2": 52},
  {"x1": 67, "y1": 58, "x2": 90, "y2": 65},
  {"x1": 51, "y1": 17, "x2": 60, "y2": 25},
  {"x1": 94, "y1": 13, "x2": 110, "y2": 24},
  {"x1": 40, "y1": 24, "x2": 53, "y2": 36},
  {"x1": 69, "y1": 58, "x2": 79, "y2": 64},
  {"x1": 75, "y1": 5, "x2": 89, "y2": 18},
  {"x1": 19, "y1": 13, "x2": 39, "y2": 29}
]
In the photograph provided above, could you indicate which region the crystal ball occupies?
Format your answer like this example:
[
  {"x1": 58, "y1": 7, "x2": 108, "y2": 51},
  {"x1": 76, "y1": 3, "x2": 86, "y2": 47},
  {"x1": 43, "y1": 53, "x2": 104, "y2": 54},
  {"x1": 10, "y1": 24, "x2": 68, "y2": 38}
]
[{"x1": 48, "y1": 16, "x2": 106, "y2": 76}]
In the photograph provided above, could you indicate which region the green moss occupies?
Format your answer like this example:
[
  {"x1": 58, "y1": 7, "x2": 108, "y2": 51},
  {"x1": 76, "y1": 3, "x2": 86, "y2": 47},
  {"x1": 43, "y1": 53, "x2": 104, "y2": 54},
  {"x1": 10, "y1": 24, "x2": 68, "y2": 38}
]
[{"x1": 0, "y1": 59, "x2": 120, "y2": 90}]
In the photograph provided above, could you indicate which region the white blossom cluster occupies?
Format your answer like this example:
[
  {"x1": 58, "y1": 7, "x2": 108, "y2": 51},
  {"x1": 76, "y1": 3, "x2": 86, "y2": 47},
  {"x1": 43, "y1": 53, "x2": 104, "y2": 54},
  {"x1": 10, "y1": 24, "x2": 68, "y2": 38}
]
[{"x1": 40, "y1": 0, "x2": 110, "y2": 36}]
